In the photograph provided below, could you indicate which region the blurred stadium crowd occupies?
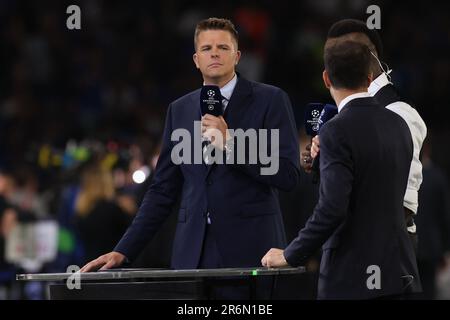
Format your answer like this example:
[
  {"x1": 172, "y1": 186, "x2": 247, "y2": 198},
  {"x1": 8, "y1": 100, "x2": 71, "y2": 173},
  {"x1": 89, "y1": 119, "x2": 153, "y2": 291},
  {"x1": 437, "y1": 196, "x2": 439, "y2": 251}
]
[{"x1": 0, "y1": 0, "x2": 449, "y2": 299}]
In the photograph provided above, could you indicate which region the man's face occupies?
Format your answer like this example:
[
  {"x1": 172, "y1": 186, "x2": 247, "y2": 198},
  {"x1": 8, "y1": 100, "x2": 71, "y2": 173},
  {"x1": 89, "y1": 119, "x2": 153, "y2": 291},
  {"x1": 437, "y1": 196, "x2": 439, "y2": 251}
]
[{"x1": 193, "y1": 30, "x2": 241, "y2": 85}]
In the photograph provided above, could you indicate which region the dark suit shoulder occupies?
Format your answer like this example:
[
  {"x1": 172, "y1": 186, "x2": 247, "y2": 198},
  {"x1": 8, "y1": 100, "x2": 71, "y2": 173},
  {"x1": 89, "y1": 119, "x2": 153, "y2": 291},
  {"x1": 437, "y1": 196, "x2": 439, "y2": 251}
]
[
  {"x1": 248, "y1": 80, "x2": 284, "y2": 95},
  {"x1": 322, "y1": 97, "x2": 409, "y2": 136},
  {"x1": 334, "y1": 97, "x2": 381, "y2": 120},
  {"x1": 376, "y1": 83, "x2": 421, "y2": 111},
  {"x1": 322, "y1": 113, "x2": 342, "y2": 133},
  {"x1": 170, "y1": 88, "x2": 201, "y2": 108},
  {"x1": 374, "y1": 84, "x2": 400, "y2": 106}
]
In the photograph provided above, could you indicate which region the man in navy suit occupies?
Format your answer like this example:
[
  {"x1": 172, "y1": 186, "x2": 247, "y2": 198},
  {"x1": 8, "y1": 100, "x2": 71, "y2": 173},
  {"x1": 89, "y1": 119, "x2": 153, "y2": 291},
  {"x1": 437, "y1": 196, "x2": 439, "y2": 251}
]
[
  {"x1": 81, "y1": 18, "x2": 300, "y2": 297},
  {"x1": 262, "y1": 39, "x2": 421, "y2": 299}
]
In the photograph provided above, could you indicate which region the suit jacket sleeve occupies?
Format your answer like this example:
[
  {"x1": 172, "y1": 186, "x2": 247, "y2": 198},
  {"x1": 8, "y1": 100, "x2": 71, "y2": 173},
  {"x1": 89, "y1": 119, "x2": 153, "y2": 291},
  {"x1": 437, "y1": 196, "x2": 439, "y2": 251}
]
[
  {"x1": 229, "y1": 89, "x2": 300, "y2": 191},
  {"x1": 114, "y1": 103, "x2": 183, "y2": 261},
  {"x1": 284, "y1": 120, "x2": 353, "y2": 266}
]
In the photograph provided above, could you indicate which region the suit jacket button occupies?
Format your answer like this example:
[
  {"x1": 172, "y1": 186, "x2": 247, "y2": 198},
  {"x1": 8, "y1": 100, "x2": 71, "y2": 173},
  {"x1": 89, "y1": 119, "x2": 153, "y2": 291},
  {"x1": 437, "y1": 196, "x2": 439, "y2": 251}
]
[{"x1": 206, "y1": 180, "x2": 212, "y2": 185}]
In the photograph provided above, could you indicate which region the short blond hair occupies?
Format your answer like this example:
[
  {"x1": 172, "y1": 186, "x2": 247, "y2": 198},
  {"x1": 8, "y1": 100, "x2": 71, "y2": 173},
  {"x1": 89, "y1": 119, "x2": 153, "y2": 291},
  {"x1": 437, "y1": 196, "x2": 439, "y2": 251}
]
[{"x1": 194, "y1": 18, "x2": 238, "y2": 50}]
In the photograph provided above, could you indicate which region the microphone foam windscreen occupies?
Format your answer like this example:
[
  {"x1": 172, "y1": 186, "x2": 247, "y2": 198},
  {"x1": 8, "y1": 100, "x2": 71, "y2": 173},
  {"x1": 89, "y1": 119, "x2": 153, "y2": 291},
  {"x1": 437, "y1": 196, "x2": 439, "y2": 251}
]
[
  {"x1": 200, "y1": 85, "x2": 223, "y2": 117},
  {"x1": 318, "y1": 104, "x2": 338, "y2": 132},
  {"x1": 304, "y1": 103, "x2": 325, "y2": 136}
]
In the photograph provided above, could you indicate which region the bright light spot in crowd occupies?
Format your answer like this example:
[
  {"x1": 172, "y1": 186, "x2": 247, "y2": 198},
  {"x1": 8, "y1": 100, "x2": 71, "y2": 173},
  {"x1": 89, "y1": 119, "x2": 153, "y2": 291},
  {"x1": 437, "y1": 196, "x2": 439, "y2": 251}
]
[{"x1": 132, "y1": 166, "x2": 150, "y2": 184}]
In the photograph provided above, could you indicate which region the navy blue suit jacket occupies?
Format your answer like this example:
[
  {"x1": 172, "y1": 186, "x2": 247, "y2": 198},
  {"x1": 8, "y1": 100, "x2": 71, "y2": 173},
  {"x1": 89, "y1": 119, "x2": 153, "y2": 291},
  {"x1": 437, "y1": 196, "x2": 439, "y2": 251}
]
[
  {"x1": 284, "y1": 97, "x2": 421, "y2": 299},
  {"x1": 115, "y1": 76, "x2": 300, "y2": 269}
]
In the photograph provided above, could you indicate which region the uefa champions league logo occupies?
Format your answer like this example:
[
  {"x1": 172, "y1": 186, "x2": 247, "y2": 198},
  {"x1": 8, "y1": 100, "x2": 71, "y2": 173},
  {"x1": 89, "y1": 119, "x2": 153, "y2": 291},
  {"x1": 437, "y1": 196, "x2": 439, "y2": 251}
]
[
  {"x1": 312, "y1": 109, "x2": 320, "y2": 132},
  {"x1": 207, "y1": 89, "x2": 216, "y2": 110}
]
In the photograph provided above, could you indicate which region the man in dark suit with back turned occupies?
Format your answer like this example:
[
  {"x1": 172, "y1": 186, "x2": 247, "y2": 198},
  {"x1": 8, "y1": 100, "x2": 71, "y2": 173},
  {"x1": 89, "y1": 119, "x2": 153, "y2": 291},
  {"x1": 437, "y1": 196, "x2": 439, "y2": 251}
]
[
  {"x1": 304, "y1": 20, "x2": 427, "y2": 252},
  {"x1": 81, "y1": 18, "x2": 300, "y2": 299},
  {"x1": 262, "y1": 39, "x2": 421, "y2": 299}
]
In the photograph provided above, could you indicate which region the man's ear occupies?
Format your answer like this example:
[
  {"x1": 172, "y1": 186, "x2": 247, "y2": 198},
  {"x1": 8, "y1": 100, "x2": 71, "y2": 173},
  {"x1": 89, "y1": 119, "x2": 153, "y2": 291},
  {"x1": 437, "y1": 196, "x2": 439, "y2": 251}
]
[
  {"x1": 193, "y1": 53, "x2": 199, "y2": 69},
  {"x1": 368, "y1": 72, "x2": 374, "y2": 86},
  {"x1": 323, "y1": 70, "x2": 331, "y2": 89},
  {"x1": 235, "y1": 50, "x2": 241, "y2": 65}
]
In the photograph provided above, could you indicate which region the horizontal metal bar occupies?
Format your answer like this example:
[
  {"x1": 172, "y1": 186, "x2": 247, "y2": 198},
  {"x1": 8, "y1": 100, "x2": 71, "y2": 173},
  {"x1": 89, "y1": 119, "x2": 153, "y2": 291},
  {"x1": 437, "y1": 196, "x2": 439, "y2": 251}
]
[{"x1": 16, "y1": 267, "x2": 305, "y2": 282}]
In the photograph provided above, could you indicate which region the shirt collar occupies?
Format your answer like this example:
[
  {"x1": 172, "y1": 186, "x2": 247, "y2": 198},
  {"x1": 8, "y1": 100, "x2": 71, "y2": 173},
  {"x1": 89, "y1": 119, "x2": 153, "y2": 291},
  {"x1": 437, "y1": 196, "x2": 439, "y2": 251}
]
[
  {"x1": 368, "y1": 73, "x2": 392, "y2": 96},
  {"x1": 338, "y1": 92, "x2": 372, "y2": 113},
  {"x1": 219, "y1": 73, "x2": 238, "y2": 102}
]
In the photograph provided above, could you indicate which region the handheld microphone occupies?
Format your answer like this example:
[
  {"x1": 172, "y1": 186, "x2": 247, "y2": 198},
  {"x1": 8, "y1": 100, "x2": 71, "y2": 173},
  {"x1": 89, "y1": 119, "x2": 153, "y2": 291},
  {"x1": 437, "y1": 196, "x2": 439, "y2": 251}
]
[
  {"x1": 304, "y1": 103, "x2": 325, "y2": 137},
  {"x1": 317, "y1": 104, "x2": 338, "y2": 131},
  {"x1": 200, "y1": 86, "x2": 223, "y2": 164},
  {"x1": 311, "y1": 104, "x2": 338, "y2": 182},
  {"x1": 200, "y1": 85, "x2": 223, "y2": 117}
]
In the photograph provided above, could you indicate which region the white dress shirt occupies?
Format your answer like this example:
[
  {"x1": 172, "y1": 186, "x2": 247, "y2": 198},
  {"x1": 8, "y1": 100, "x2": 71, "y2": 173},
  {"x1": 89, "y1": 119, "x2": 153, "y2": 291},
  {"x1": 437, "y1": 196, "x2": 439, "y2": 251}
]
[
  {"x1": 368, "y1": 73, "x2": 427, "y2": 220},
  {"x1": 219, "y1": 73, "x2": 237, "y2": 111}
]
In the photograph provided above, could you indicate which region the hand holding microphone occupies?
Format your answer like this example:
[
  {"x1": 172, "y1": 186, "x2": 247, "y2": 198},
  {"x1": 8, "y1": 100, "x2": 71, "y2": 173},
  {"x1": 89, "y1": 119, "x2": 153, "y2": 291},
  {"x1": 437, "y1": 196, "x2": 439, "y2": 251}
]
[
  {"x1": 202, "y1": 114, "x2": 229, "y2": 149},
  {"x1": 302, "y1": 103, "x2": 324, "y2": 172},
  {"x1": 311, "y1": 135, "x2": 320, "y2": 159},
  {"x1": 200, "y1": 85, "x2": 228, "y2": 149},
  {"x1": 310, "y1": 104, "x2": 338, "y2": 181},
  {"x1": 300, "y1": 136, "x2": 320, "y2": 174},
  {"x1": 301, "y1": 143, "x2": 313, "y2": 173},
  {"x1": 303, "y1": 103, "x2": 338, "y2": 180}
]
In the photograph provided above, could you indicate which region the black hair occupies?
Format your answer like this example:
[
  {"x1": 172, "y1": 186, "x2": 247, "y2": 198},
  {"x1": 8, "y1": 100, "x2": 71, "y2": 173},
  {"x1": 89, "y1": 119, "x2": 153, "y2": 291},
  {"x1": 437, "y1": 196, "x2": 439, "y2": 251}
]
[
  {"x1": 324, "y1": 40, "x2": 372, "y2": 90},
  {"x1": 327, "y1": 19, "x2": 383, "y2": 59}
]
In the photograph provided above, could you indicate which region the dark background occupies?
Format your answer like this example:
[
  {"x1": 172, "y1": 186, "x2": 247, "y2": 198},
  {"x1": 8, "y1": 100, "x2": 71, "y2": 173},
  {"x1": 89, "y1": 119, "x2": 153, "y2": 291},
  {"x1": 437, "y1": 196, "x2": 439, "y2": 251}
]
[
  {"x1": 0, "y1": 0, "x2": 450, "y2": 300},
  {"x1": 0, "y1": 0, "x2": 449, "y2": 178}
]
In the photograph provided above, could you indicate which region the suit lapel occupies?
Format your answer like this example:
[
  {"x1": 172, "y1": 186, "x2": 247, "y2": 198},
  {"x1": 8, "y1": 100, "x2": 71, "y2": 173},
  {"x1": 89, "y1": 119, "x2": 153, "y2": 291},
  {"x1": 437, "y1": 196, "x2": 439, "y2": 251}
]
[
  {"x1": 188, "y1": 90, "x2": 209, "y2": 176},
  {"x1": 223, "y1": 76, "x2": 253, "y2": 128},
  {"x1": 190, "y1": 89, "x2": 202, "y2": 120}
]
